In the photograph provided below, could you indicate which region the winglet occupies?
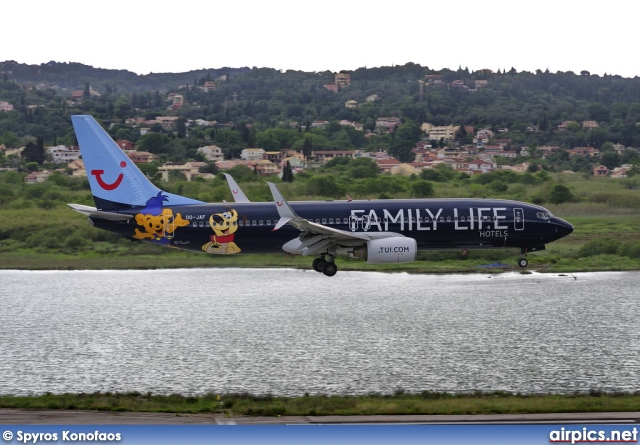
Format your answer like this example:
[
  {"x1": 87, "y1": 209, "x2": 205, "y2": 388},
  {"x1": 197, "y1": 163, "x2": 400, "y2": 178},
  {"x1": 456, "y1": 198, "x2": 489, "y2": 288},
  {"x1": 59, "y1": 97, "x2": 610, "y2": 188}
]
[
  {"x1": 267, "y1": 182, "x2": 301, "y2": 231},
  {"x1": 223, "y1": 174, "x2": 250, "y2": 203},
  {"x1": 273, "y1": 217, "x2": 292, "y2": 231}
]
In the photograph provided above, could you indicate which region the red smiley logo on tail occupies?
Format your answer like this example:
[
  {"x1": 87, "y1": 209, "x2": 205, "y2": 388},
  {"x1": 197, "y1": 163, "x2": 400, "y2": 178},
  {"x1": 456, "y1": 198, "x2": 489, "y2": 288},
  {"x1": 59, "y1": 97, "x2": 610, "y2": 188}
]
[
  {"x1": 91, "y1": 161, "x2": 126, "y2": 190},
  {"x1": 276, "y1": 201, "x2": 283, "y2": 206}
]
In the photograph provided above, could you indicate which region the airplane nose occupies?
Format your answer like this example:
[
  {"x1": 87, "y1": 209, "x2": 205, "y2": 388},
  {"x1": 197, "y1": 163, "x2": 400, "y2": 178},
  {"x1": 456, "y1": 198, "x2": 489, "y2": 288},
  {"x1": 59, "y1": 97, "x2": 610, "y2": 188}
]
[{"x1": 556, "y1": 218, "x2": 574, "y2": 237}]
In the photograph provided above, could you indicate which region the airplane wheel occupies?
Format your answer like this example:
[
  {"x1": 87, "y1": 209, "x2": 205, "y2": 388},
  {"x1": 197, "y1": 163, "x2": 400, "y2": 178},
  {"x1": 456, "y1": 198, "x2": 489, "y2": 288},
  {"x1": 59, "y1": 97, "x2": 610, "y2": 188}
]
[
  {"x1": 312, "y1": 258, "x2": 326, "y2": 273},
  {"x1": 518, "y1": 258, "x2": 528, "y2": 268},
  {"x1": 322, "y1": 262, "x2": 338, "y2": 277}
]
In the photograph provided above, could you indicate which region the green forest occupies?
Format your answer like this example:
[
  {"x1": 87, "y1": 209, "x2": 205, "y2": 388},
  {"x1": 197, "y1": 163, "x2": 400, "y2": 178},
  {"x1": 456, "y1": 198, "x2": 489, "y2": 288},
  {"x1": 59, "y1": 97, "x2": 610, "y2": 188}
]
[{"x1": 2, "y1": 60, "x2": 640, "y2": 169}]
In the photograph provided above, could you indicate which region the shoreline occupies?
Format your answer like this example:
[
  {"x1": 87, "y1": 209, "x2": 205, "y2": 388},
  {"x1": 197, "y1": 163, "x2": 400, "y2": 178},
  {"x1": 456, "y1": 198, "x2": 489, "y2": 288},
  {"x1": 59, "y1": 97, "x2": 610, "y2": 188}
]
[
  {"x1": 2, "y1": 392, "x2": 640, "y2": 419},
  {"x1": 1, "y1": 261, "x2": 638, "y2": 275},
  {"x1": 2, "y1": 250, "x2": 638, "y2": 275}
]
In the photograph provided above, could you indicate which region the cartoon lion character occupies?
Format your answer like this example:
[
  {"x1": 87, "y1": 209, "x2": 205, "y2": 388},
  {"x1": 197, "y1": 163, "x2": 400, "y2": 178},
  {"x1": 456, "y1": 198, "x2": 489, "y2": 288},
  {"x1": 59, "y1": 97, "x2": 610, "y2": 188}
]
[
  {"x1": 134, "y1": 208, "x2": 190, "y2": 241},
  {"x1": 202, "y1": 209, "x2": 241, "y2": 254}
]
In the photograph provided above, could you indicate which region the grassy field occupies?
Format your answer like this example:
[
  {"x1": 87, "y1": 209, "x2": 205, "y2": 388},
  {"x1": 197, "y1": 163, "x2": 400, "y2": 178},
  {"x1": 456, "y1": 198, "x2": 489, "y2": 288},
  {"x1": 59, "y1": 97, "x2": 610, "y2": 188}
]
[{"x1": 2, "y1": 392, "x2": 640, "y2": 416}]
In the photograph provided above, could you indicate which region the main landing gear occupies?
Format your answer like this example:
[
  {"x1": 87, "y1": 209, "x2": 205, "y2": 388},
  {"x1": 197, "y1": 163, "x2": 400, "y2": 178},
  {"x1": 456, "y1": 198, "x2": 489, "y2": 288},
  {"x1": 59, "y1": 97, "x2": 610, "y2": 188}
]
[{"x1": 312, "y1": 255, "x2": 338, "y2": 277}]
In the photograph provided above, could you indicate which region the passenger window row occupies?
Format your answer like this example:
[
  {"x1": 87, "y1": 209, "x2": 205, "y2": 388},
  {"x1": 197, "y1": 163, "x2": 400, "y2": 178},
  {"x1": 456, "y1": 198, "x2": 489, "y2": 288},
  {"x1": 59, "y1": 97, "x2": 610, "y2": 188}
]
[{"x1": 190, "y1": 215, "x2": 502, "y2": 227}]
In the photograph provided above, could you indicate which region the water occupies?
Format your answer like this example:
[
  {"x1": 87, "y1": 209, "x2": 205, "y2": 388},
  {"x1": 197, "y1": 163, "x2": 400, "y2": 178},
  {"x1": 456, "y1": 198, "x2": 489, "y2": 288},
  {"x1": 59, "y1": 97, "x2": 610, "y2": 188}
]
[{"x1": 0, "y1": 268, "x2": 638, "y2": 396}]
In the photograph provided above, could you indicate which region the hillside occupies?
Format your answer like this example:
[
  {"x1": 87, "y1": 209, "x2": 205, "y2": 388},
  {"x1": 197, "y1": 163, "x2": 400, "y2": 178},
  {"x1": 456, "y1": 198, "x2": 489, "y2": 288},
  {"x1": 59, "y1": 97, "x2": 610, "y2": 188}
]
[
  {"x1": 2, "y1": 60, "x2": 640, "y2": 136},
  {"x1": 1, "y1": 60, "x2": 640, "y2": 176},
  {"x1": 0, "y1": 60, "x2": 250, "y2": 92}
]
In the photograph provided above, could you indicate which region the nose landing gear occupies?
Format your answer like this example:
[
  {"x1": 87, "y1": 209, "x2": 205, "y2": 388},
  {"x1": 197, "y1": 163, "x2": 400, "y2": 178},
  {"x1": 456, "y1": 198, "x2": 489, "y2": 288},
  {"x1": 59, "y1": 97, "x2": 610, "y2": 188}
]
[
  {"x1": 518, "y1": 256, "x2": 528, "y2": 268},
  {"x1": 518, "y1": 245, "x2": 546, "y2": 268}
]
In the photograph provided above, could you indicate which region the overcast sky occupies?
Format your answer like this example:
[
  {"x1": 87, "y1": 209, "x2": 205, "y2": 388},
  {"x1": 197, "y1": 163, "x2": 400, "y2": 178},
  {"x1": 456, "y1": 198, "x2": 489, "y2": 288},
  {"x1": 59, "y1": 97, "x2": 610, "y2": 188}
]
[{"x1": 4, "y1": 0, "x2": 637, "y2": 78}]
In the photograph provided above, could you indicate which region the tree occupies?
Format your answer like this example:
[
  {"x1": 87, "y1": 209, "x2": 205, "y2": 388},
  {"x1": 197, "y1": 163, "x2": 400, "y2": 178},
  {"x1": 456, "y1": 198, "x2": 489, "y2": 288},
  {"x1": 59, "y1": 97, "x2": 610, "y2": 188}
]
[
  {"x1": 351, "y1": 166, "x2": 376, "y2": 180},
  {"x1": 601, "y1": 151, "x2": 620, "y2": 169},
  {"x1": 0, "y1": 183, "x2": 15, "y2": 206},
  {"x1": 549, "y1": 184, "x2": 575, "y2": 204},
  {"x1": 586, "y1": 103, "x2": 609, "y2": 122},
  {"x1": 420, "y1": 168, "x2": 446, "y2": 182},
  {"x1": 420, "y1": 164, "x2": 455, "y2": 182},
  {"x1": 255, "y1": 128, "x2": 299, "y2": 150},
  {"x1": 22, "y1": 138, "x2": 45, "y2": 164},
  {"x1": 433, "y1": 163, "x2": 456, "y2": 180},
  {"x1": 25, "y1": 162, "x2": 40, "y2": 172},
  {"x1": 282, "y1": 161, "x2": 294, "y2": 182},
  {"x1": 136, "y1": 132, "x2": 170, "y2": 154},
  {"x1": 46, "y1": 171, "x2": 70, "y2": 187},
  {"x1": 0, "y1": 131, "x2": 20, "y2": 148},
  {"x1": 138, "y1": 162, "x2": 161, "y2": 182},
  {"x1": 390, "y1": 122, "x2": 420, "y2": 163},
  {"x1": 114, "y1": 97, "x2": 132, "y2": 119},
  {"x1": 224, "y1": 164, "x2": 258, "y2": 182},
  {"x1": 306, "y1": 175, "x2": 340, "y2": 197},
  {"x1": 565, "y1": 121, "x2": 581, "y2": 133},
  {"x1": 175, "y1": 118, "x2": 188, "y2": 138},
  {"x1": 169, "y1": 170, "x2": 187, "y2": 181},
  {"x1": 346, "y1": 157, "x2": 379, "y2": 178},
  {"x1": 302, "y1": 136, "x2": 312, "y2": 160},
  {"x1": 82, "y1": 82, "x2": 91, "y2": 101},
  {"x1": 410, "y1": 180, "x2": 434, "y2": 198},
  {"x1": 199, "y1": 162, "x2": 219, "y2": 175},
  {"x1": 211, "y1": 129, "x2": 246, "y2": 159}
]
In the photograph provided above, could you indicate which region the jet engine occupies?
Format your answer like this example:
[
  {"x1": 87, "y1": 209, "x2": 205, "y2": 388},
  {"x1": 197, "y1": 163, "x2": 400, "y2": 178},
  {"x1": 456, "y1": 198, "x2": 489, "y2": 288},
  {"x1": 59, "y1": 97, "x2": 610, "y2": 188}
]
[{"x1": 349, "y1": 237, "x2": 417, "y2": 264}]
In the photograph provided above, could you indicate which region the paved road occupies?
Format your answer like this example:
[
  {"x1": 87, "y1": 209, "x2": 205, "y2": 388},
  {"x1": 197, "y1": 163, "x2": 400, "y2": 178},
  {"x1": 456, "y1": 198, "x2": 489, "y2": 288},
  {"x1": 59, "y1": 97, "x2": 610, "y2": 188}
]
[{"x1": 1, "y1": 409, "x2": 639, "y2": 424}]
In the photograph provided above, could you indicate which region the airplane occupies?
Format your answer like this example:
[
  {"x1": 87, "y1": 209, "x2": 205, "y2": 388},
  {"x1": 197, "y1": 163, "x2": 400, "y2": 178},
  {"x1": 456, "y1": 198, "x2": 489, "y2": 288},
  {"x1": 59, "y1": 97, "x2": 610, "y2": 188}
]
[{"x1": 68, "y1": 114, "x2": 574, "y2": 277}]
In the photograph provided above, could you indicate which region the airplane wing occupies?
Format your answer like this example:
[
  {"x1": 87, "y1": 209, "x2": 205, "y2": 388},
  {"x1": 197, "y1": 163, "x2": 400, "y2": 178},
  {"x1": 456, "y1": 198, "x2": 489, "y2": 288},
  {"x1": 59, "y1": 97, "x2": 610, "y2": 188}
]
[
  {"x1": 267, "y1": 183, "x2": 406, "y2": 256},
  {"x1": 223, "y1": 174, "x2": 250, "y2": 203},
  {"x1": 68, "y1": 204, "x2": 133, "y2": 221},
  {"x1": 267, "y1": 182, "x2": 368, "y2": 241}
]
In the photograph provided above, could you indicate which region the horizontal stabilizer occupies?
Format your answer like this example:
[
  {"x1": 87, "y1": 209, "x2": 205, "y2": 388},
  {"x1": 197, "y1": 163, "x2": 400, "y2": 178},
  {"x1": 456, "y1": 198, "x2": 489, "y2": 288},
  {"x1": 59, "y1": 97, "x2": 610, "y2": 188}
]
[{"x1": 68, "y1": 204, "x2": 133, "y2": 221}]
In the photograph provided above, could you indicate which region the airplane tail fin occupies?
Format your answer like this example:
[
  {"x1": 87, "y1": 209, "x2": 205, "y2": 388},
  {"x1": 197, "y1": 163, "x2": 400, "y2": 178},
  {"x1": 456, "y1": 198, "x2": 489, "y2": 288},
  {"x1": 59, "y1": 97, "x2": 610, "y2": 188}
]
[{"x1": 71, "y1": 115, "x2": 203, "y2": 211}]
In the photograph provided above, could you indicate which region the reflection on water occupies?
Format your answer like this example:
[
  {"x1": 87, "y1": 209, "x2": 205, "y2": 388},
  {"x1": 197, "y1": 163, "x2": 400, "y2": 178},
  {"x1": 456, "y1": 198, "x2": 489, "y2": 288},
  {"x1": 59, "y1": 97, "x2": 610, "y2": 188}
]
[{"x1": 1, "y1": 269, "x2": 639, "y2": 396}]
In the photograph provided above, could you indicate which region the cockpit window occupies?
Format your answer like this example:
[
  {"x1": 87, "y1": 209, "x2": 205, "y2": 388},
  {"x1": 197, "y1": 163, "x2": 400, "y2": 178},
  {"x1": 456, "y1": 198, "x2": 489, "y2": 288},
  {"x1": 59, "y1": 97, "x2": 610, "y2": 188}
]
[{"x1": 536, "y1": 211, "x2": 551, "y2": 220}]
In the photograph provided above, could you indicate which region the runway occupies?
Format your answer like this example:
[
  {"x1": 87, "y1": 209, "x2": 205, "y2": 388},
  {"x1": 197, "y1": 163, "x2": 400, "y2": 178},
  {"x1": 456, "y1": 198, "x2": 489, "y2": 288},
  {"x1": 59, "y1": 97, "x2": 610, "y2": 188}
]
[{"x1": 1, "y1": 409, "x2": 639, "y2": 424}]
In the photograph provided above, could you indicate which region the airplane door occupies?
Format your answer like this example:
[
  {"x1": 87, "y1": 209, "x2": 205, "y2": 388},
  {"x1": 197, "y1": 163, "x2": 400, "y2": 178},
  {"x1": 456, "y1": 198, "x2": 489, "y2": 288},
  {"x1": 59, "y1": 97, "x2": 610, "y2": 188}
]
[
  {"x1": 362, "y1": 215, "x2": 371, "y2": 231},
  {"x1": 513, "y1": 208, "x2": 524, "y2": 231}
]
